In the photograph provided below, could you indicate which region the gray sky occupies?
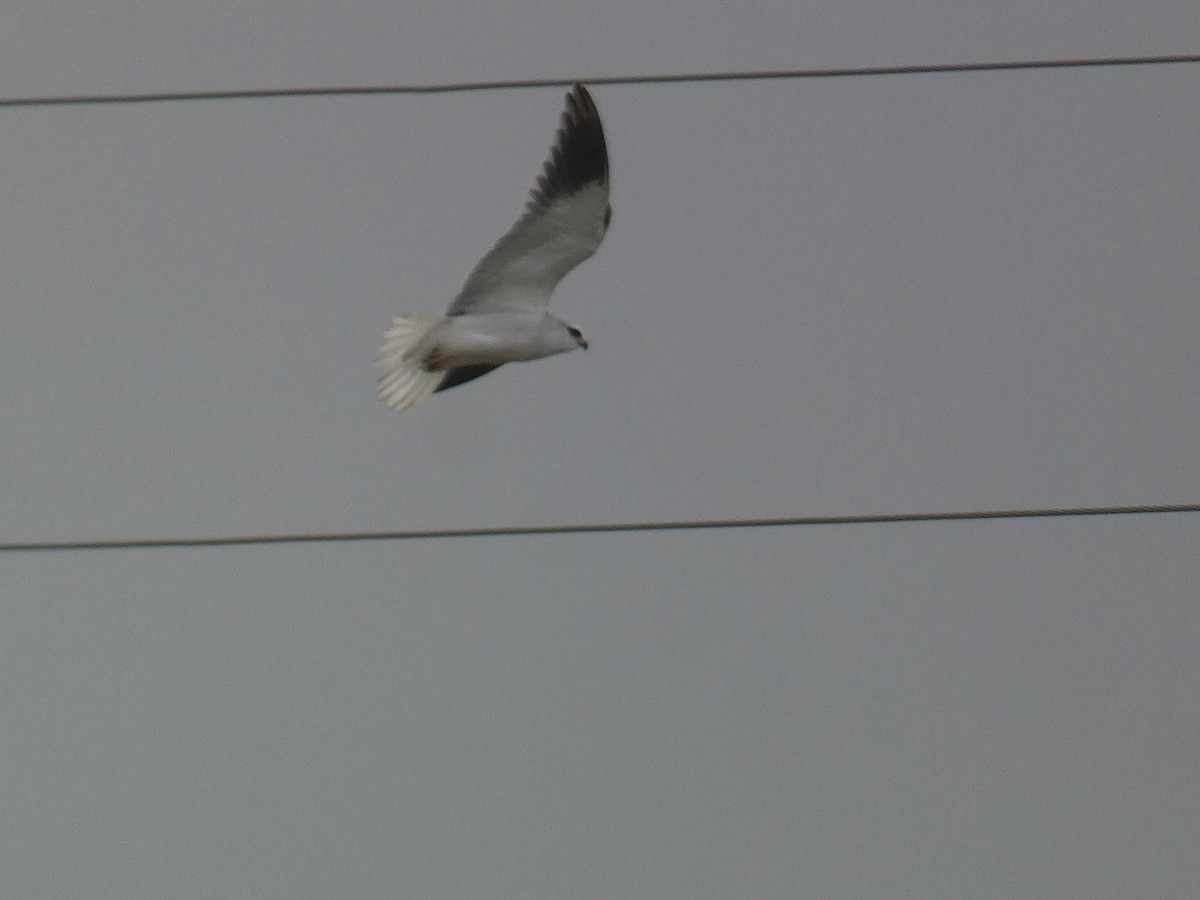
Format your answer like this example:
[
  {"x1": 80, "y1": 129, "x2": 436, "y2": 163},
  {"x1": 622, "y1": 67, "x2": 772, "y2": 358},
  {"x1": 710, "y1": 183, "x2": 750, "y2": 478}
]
[{"x1": 2, "y1": 2, "x2": 1198, "y2": 898}]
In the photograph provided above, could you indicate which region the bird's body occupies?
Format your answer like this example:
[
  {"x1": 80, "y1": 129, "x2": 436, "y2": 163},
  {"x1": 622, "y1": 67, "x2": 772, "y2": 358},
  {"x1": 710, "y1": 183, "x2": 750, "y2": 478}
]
[
  {"x1": 411, "y1": 312, "x2": 583, "y2": 368},
  {"x1": 377, "y1": 83, "x2": 611, "y2": 412}
]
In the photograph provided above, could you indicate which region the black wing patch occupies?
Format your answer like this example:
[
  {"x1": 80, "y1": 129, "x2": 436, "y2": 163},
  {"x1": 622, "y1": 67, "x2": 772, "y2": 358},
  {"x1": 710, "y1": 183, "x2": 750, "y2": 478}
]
[
  {"x1": 435, "y1": 364, "x2": 503, "y2": 393},
  {"x1": 526, "y1": 84, "x2": 609, "y2": 213}
]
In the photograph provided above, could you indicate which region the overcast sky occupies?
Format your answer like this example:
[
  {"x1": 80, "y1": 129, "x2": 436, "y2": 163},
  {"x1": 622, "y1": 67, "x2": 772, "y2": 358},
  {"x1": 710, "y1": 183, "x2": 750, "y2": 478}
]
[{"x1": 2, "y1": 2, "x2": 1198, "y2": 898}]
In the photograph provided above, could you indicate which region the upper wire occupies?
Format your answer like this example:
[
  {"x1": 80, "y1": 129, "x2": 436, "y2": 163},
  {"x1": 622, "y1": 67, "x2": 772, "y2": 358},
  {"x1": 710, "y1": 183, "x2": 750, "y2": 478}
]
[
  {"x1": 0, "y1": 54, "x2": 1196, "y2": 108},
  {"x1": 2, "y1": 504, "x2": 1198, "y2": 553}
]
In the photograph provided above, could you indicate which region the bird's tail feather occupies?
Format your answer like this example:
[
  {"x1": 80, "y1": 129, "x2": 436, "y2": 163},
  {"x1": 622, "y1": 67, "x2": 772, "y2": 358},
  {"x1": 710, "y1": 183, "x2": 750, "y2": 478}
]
[{"x1": 376, "y1": 313, "x2": 447, "y2": 412}]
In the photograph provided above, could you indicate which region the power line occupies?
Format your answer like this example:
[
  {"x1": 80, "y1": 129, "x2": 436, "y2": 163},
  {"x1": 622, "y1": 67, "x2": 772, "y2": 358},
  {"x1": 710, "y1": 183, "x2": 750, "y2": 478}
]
[
  {"x1": 1, "y1": 54, "x2": 1196, "y2": 108},
  {"x1": 2, "y1": 503, "x2": 1197, "y2": 553}
]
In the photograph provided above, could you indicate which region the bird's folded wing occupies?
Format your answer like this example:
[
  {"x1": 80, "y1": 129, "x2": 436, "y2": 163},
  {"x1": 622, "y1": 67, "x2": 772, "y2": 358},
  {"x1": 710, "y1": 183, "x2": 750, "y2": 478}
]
[{"x1": 447, "y1": 84, "x2": 611, "y2": 316}]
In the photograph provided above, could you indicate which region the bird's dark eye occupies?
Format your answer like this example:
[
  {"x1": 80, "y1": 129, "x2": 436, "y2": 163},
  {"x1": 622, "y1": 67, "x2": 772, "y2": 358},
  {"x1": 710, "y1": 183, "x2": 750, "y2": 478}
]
[{"x1": 568, "y1": 326, "x2": 582, "y2": 339}]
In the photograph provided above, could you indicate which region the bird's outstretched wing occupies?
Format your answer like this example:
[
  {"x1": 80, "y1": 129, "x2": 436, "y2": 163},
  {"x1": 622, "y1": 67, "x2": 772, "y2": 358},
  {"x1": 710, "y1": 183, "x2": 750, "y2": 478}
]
[{"x1": 446, "y1": 84, "x2": 611, "y2": 316}]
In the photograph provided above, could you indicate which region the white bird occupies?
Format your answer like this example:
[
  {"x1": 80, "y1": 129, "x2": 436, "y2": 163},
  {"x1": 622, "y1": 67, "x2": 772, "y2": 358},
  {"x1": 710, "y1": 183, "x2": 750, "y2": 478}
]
[{"x1": 377, "y1": 83, "x2": 612, "y2": 412}]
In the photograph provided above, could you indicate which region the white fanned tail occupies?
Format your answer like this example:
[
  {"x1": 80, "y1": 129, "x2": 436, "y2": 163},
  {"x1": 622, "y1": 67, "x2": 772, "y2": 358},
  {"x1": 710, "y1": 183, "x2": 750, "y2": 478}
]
[{"x1": 376, "y1": 313, "x2": 446, "y2": 412}]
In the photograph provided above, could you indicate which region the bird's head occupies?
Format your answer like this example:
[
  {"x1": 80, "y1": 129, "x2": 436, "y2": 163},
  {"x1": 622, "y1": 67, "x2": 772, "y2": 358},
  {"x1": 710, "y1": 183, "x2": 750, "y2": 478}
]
[{"x1": 566, "y1": 324, "x2": 588, "y2": 350}]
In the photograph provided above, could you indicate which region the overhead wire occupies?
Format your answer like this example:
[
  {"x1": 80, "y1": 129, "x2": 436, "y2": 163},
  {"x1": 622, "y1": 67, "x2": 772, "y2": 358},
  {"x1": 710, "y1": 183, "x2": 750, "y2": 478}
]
[
  {"x1": 2, "y1": 503, "x2": 1198, "y2": 553},
  {"x1": 0, "y1": 53, "x2": 1196, "y2": 108}
]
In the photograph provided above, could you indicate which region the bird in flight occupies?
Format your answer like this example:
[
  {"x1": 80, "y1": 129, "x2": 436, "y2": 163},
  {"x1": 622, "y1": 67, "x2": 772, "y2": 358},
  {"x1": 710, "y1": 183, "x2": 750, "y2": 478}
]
[{"x1": 377, "y1": 83, "x2": 612, "y2": 412}]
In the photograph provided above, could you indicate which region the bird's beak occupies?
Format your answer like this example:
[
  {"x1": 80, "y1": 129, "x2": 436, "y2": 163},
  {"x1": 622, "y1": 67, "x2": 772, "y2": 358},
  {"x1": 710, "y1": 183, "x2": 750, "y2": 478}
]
[{"x1": 576, "y1": 334, "x2": 589, "y2": 350}]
